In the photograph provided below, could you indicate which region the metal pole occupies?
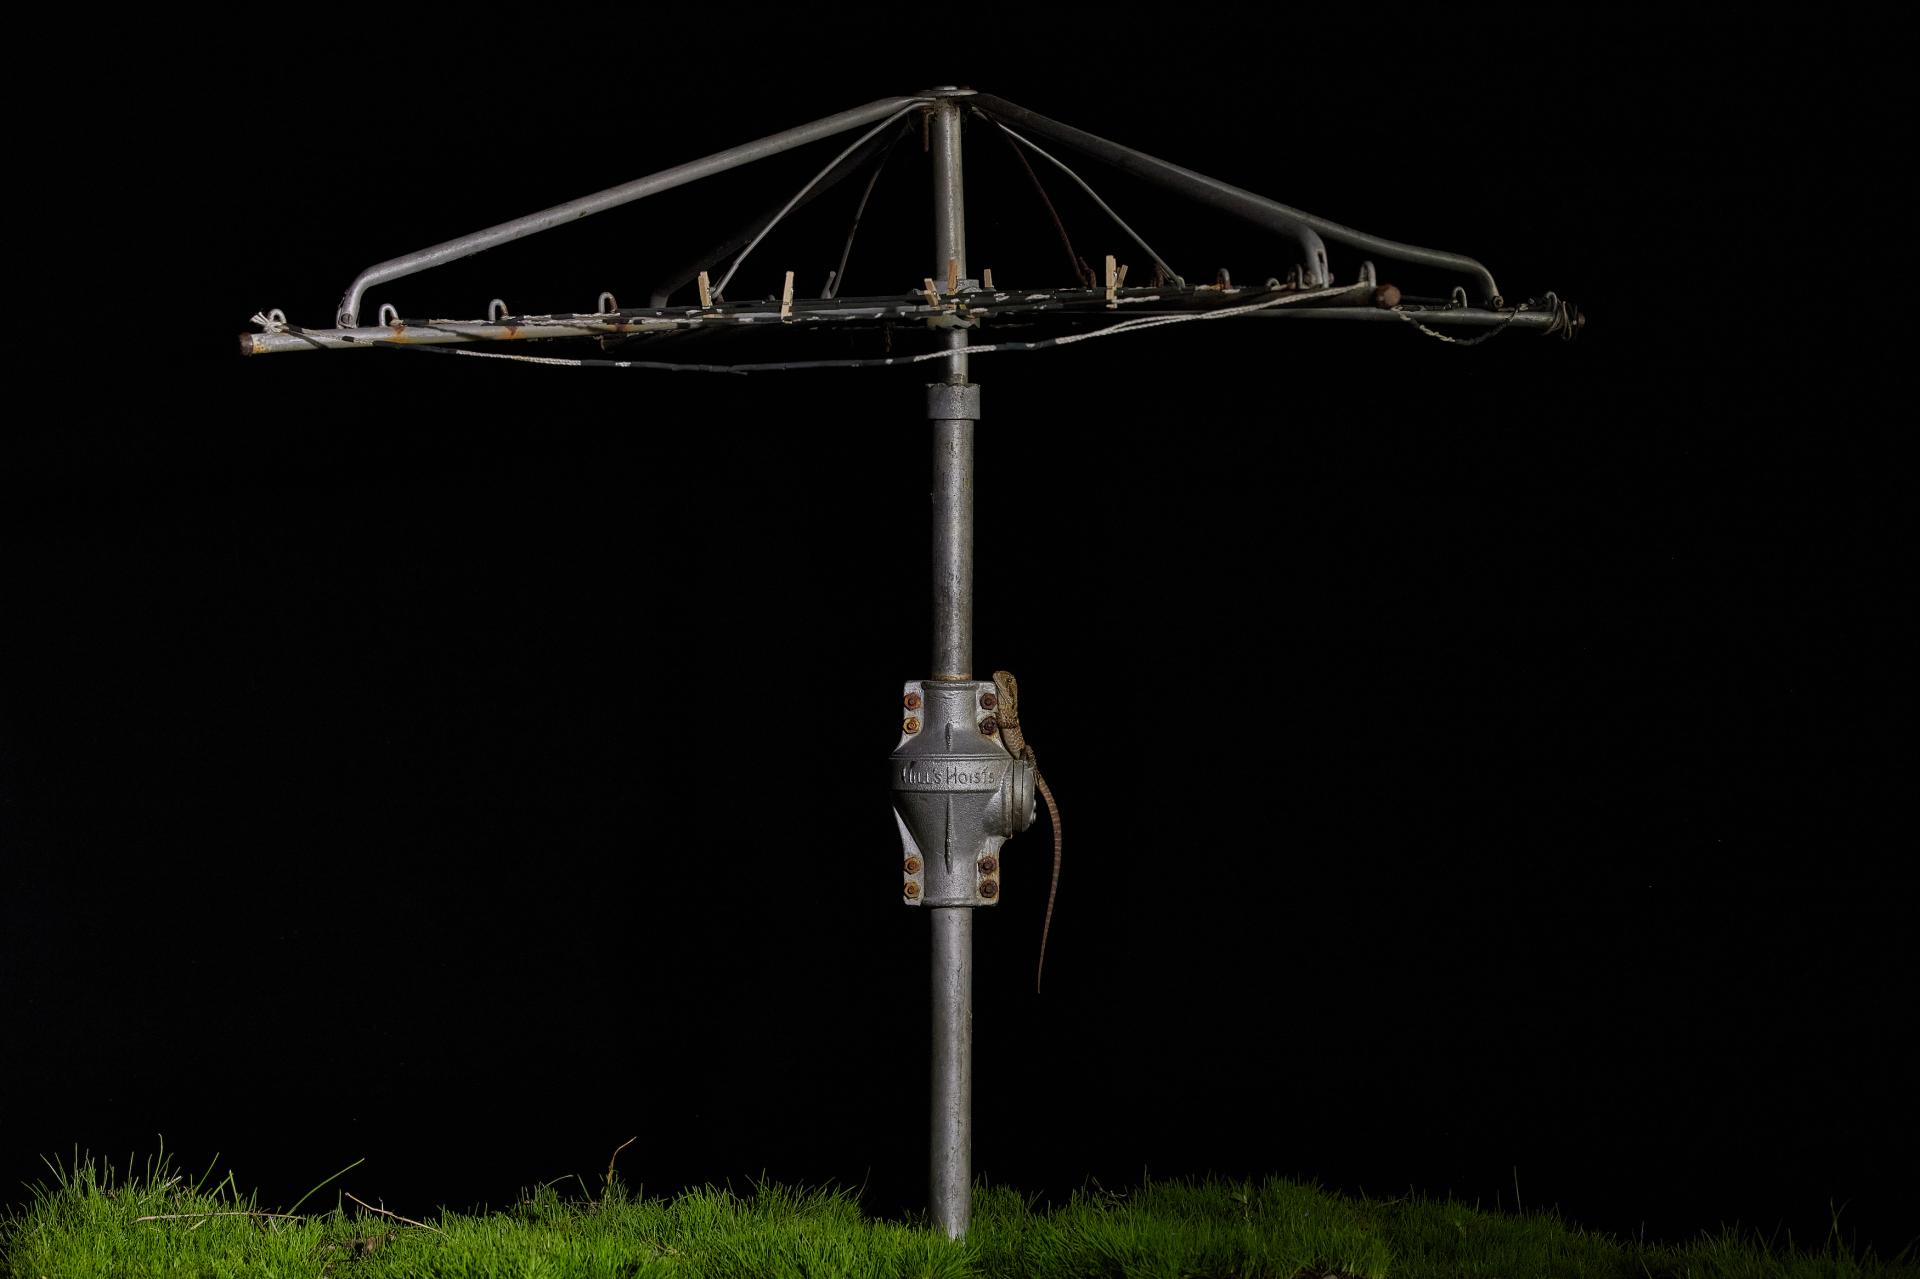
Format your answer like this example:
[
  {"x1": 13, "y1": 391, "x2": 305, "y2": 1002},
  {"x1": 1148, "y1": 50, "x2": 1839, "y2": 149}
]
[{"x1": 926, "y1": 90, "x2": 973, "y2": 1241}]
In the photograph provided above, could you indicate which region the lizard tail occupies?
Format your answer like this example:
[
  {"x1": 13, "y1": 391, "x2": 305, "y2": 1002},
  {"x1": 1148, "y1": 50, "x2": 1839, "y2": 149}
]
[{"x1": 1034, "y1": 771, "x2": 1060, "y2": 995}]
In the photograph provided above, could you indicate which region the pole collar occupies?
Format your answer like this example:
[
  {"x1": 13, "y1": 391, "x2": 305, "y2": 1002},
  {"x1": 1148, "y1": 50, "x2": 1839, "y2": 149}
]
[{"x1": 926, "y1": 383, "x2": 981, "y2": 421}]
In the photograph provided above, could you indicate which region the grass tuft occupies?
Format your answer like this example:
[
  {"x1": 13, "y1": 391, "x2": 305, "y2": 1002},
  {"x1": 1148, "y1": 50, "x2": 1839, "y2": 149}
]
[{"x1": 2, "y1": 1147, "x2": 1908, "y2": 1278}]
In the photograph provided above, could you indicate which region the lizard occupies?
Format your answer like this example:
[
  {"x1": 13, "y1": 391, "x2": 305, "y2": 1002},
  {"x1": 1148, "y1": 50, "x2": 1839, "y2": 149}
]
[{"x1": 991, "y1": 670, "x2": 1061, "y2": 995}]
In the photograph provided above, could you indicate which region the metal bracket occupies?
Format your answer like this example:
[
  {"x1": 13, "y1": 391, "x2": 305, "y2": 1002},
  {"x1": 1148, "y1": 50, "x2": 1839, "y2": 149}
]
[{"x1": 890, "y1": 680, "x2": 1036, "y2": 908}]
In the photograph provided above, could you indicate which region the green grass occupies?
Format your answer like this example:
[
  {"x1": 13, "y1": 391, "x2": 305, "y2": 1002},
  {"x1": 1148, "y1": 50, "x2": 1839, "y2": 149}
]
[{"x1": 4, "y1": 1148, "x2": 1910, "y2": 1278}]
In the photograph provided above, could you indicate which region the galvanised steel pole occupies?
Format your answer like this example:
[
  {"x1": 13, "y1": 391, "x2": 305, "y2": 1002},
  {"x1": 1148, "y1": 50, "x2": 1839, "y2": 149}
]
[{"x1": 926, "y1": 88, "x2": 975, "y2": 1242}]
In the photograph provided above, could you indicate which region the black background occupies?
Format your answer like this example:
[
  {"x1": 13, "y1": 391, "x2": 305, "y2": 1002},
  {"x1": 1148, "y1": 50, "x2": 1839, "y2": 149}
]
[{"x1": 5, "y1": 8, "x2": 1912, "y2": 1263}]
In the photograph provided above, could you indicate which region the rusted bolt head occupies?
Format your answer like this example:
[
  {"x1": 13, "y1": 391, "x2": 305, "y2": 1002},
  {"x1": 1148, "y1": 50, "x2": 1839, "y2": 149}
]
[
  {"x1": 903, "y1": 716, "x2": 921, "y2": 735},
  {"x1": 903, "y1": 691, "x2": 922, "y2": 710},
  {"x1": 978, "y1": 880, "x2": 998, "y2": 899},
  {"x1": 980, "y1": 691, "x2": 997, "y2": 711},
  {"x1": 902, "y1": 882, "x2": 921, "y2": 900},
  {"x1": 904, "y1": 856, "x2": 922, "y2": 875},
  {"x1": 1373, "y1": 284, "x2": 1402, "y2": 309},
  {"x1": 978, "y1": 855, "x2": 998, "y2": 874},
  {"x1": 979, "y1": 716, "x2": 998, "y2": 736}
]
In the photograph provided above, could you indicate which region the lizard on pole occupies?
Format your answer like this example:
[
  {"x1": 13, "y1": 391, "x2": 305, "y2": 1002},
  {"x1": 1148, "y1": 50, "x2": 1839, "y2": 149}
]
[{"x1": 990, "y1": 670, "x2": 1061, "y2": 996}]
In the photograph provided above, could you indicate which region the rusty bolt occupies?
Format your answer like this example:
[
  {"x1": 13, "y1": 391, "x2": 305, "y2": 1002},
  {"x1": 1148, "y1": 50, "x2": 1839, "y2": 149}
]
[
  {"x1": 904, "y1": 856, "x2": 922, "y2": 875},
  {"x1": 979, "y1": 716, "x2": 998, "y2": 736},
  {"x1": 903, "y1": 716, "x2": 921, "y2": 735},
  {"x1": 978, "y1": 855, "x2": 998, "y2": 874},
  {"x1": 903, "y1": 882, "x2": 921, "y2": 900},
  {"x1": 978, "y1": 880, "x2": 998, "y2": 899},
  {"x1": 903, "y1": 691, "x2": 922, "y2": 710},
  {"x1": 1373, "y1": 283, "x2": 1402, "y2": 309},
  {"x1": 980, "y1": 690, "x2": 997, "y2": 711}
]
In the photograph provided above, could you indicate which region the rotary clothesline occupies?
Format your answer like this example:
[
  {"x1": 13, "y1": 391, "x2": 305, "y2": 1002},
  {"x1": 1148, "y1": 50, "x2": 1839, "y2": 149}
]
[{"x1": 241, "y1": 92, "x2": 1576, "y2": 364}]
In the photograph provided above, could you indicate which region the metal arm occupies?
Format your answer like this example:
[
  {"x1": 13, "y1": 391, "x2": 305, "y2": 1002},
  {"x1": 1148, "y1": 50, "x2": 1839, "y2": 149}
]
[
  {"x1": 978, "y1": 112, "x2": 1184, "y2": 288},
  {"x1": 708, "y1": 105, "x2": 924, "y2": 302},
  {"x1": 969, "y1": 94, "x2": 1501, "y2": 306},
  {"x1": 335, "y1": 95, "x2": 933, "y2": 327},
  {"x1": 646, "y1": 119, "x2": 908, "y2": 308}
]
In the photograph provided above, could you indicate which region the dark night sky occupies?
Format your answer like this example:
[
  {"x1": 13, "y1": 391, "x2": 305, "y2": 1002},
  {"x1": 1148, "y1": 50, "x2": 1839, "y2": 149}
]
[{"x1": 5, "y1": 10, "x2": 1913, "y2": 1263}]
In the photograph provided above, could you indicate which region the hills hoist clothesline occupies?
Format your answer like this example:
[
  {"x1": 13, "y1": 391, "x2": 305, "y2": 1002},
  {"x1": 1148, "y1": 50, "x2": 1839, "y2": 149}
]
[{"x1": 239, "y1": 87, "x2": 1581, "y2": 1243}]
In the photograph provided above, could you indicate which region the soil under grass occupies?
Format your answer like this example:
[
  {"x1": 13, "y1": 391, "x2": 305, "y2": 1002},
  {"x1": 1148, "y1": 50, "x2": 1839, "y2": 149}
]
[{"x1": 4, "y1": 1150, "x2": 1910, "y2": 1278}]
